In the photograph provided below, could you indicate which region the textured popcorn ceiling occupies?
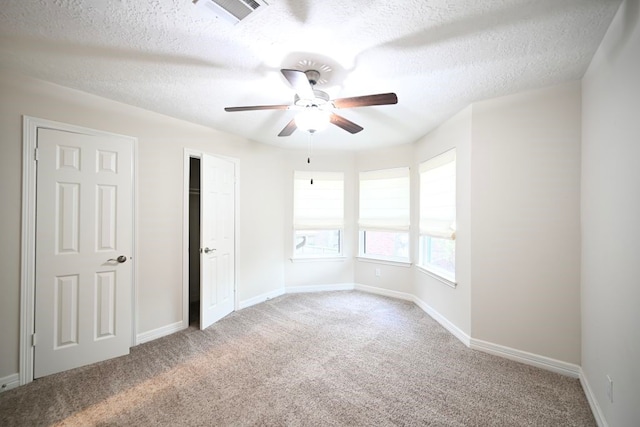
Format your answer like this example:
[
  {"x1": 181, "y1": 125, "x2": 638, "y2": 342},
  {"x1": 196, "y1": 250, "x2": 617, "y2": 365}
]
[{"x1": 0, "y1": 0, "x2": 622, "y2": 150}]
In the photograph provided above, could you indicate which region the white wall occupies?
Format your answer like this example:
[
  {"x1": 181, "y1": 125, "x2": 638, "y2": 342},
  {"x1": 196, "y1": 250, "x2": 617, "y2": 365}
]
[
  {"x1": 581, "y1": 0, "x2": 640, "y2": 424},
  {"x1": 470, "y1": 81, "x2": 582, "y2": 364},
  {"x1": 412, "y1": 106, "x2": 472, "y2": 337},
  {"x1": 235, "y1": 143, "x2": 287, "y2": 305},
  {"x1": 0, "y1": 72, "x2": 288, "y2": 378},
  {"x1": 0, "y1": 75, "x2": 23, "y2": 381}
]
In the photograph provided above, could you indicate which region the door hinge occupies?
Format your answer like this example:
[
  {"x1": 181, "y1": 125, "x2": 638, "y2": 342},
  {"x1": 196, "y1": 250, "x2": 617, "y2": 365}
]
[
  {"x1": 31, "y1": 333, "x2": 37, "y2": 347},
  {"x1": 34, "y1": 148, "x2": 39, "y2": 161}
]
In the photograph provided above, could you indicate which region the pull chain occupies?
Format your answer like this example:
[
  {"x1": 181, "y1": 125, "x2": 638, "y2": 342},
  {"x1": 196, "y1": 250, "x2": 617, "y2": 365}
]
[{"x1": 307, "y1": 131, "x2": 313, "y2": 184}]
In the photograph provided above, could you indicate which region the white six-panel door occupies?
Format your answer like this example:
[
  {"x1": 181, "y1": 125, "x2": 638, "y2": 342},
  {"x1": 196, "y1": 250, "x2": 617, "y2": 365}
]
[
  {"x1": 34, "y1": 128, "x2": 133, "y2": 378},
  {"x1": 200, "y1": 154, "x2": 235, "y2": 329}
]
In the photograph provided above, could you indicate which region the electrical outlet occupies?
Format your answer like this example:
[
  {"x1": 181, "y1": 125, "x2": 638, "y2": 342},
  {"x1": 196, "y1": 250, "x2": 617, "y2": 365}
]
[
  {"x1": 375, "y1": 268, "x2": 381, "y2": 277},
  {"x1": 606, "y1": 375, "x2": 613, "y2": 403}
]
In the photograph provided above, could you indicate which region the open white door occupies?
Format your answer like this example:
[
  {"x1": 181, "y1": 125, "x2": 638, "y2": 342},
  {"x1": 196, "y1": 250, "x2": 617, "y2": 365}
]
[
  {"x1": 200, "y1": 154, "x2": 235, "y2": 329},
  {"x1": 34, "y1": 128, "x2": 133, "y2": 378}
]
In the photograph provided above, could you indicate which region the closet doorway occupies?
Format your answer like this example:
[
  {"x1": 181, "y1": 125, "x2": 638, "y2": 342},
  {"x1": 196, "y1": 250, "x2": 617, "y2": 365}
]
[
  {"x1": 184, "y1": 150, "x2": 238, "y2": 331},
  {"x1": 188, "y1": 157, "x2": 201, "y2": 326}
]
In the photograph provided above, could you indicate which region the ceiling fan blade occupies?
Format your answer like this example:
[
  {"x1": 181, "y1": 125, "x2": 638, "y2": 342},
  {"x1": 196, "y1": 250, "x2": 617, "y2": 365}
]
[
  {"x1": 332, "y1": 92, "x2": 398, "y2": 109},
  {"x1": 278, "y1": 118, "x2": 298, "y2": 137},
  {"x1": 281, "y1": 69, "x2": 315, "y2": 100},
  {"x1": 330, "y1": 113, "x2": 364, "y2": 134},
  {"x1": 224, "y1": 104, "x2": 290, "y2": 112}
]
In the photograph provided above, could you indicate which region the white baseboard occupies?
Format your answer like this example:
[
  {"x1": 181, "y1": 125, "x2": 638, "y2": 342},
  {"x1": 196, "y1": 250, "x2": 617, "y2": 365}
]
[
  {"x1": 136, "y1": 320, "x2": 185, "y2": 345},
  {"x1": 238, "y1": 287, "x2": 285, "y2": 310},
  {"x1": 411, "y1": 295, "x2": 471, "y2": 347},
  {"x1": 353, "y1": 283, "x2": 414, "y2": 302},
  {"x1": 469, "y1": 338, "x2": 581, "y2": 378},
  {"x1": 0, "y1": 373, "x2": 20, "y2": 393},
  {"x1": 579, "y1": 369, "x2": 608, "y2": 427},
  {"x1": 286, "y1": 283, "x2": 355, "y2": 294}
]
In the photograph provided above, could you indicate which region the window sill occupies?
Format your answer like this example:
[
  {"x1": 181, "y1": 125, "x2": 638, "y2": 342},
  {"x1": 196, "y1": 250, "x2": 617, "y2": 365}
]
[
  {"x1": 356, "y1": 257, "x2": 412, "y2": 268},
  {"x1": 290, "y1": 256, "x2": 347, "y2": 263},
  {"x1": 416, "y1": 265, "x2": 457, "y2": 288}
]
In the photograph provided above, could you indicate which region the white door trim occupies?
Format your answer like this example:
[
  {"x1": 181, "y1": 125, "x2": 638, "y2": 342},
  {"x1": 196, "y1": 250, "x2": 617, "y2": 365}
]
[
  {"x1": 19, "y1": 116, "x2": 139, "y2": 385},
  {"x1": 182, "y1": 149, "x2": 240, "y2": 329}
]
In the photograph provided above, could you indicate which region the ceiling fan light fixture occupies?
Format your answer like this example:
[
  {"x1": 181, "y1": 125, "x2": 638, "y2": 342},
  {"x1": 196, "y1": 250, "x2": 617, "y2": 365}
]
[{"x1": 295, "y1": 109, "x2": 330, "y2": 133}]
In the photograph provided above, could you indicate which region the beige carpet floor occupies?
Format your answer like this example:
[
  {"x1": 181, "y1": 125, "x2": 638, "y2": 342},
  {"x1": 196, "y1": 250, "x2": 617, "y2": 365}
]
[{"x1": 0, "y1": 291, "x2": 595, "y2": 426}]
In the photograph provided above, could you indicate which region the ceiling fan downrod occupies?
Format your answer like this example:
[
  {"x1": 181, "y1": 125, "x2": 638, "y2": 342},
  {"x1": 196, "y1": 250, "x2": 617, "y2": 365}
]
[{"x1": 304, "y1": 70, "x2": 321, "y2": 86}]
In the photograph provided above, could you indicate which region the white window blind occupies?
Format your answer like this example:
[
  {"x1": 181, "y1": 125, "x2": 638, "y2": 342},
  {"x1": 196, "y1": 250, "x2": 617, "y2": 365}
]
[
  {"x1": 359, "y1": 167, "x2": 410, "y2": 231},
  {"x1": 419, "y1": 149, "x2": 456, "y2": 239},
  {"x1": 293, "y1": 171, "x2": 344, "y2": 229}
]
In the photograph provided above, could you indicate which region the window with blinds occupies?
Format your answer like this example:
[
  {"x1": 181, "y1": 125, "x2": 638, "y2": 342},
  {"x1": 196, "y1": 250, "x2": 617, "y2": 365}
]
[
  {"x1": 358, "y1": 167, "x2": 410, "y2": 262},
  {"x1": 418, "y1": 149, "x2": 456, "y2": 280},
  {"x1": 293, "y1": 171, "x2": 344, "y2": 257}
]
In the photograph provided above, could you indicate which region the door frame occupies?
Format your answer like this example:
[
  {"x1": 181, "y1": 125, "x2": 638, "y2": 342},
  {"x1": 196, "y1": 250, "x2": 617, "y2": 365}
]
[
  {"x1": 19, "y1": 116, "x2": 139, "y2": 385},
  {"x1": 182, "y1": 149, "x2": 240, "y2": 329}
]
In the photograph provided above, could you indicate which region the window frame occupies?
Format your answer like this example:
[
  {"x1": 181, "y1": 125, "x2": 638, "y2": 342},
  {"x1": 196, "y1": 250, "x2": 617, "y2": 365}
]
[
  {"x1": 292, "y1": 171, "x2": 345, "y2": 260},
  {"x1": 417, "y1": 235, "x2": 456, "y2": 285},
  {"x1": 358, "y1": 229, "x2": 411, "y2": 264},
  {"x1": 358, "y1": 167, "x2": 411, "y2": 264},
  {"x1": 293, "y1": 229, "x2": 344, "y2": 260},
  {"x1": 418, "y1": 149, "x2": 457, "y2": 283}
]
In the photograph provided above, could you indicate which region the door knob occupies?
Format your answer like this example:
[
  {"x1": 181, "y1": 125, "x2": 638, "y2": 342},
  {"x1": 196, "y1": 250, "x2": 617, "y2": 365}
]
[
  {"x1": 202, "y1": 247, "x2": 216, "y2": 254},
  {"x1": 108, "y1": 255, "x2": 128, "y2": 263}
]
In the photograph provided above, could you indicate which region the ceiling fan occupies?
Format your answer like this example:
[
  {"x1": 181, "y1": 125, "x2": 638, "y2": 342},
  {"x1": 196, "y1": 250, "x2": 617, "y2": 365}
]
[{"x1": 224, "y1": 69, "x2": 398, "y2": 136}]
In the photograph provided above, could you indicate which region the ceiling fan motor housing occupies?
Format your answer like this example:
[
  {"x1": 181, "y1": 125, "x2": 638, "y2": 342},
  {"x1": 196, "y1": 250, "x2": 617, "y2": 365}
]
[{"x1": 294, "y1": 89, "x2": 330, "y2": 107}]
